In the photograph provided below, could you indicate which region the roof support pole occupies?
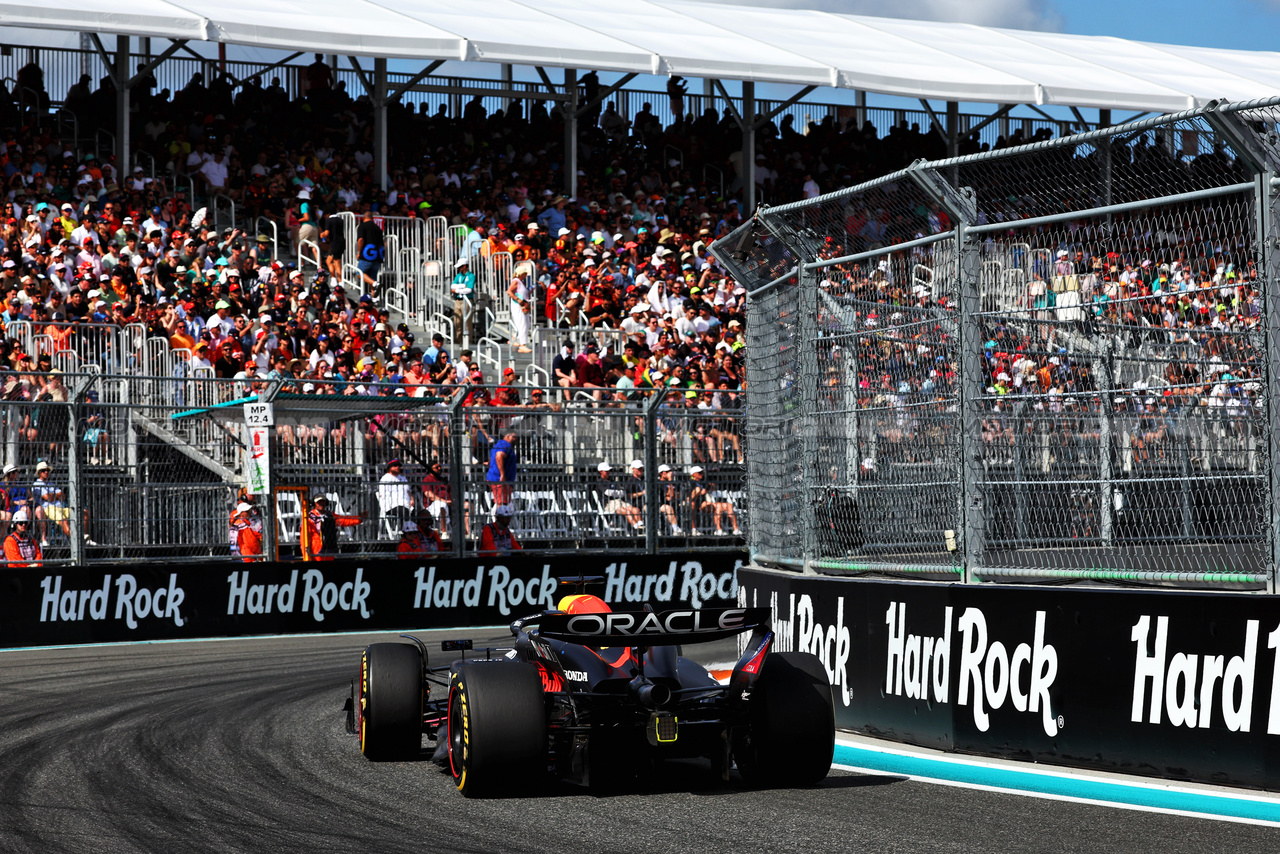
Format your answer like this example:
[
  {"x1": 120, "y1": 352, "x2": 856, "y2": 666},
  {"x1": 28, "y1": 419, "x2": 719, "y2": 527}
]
[
  {"x1": 1099, "y1": 109, "x2": 1113, "y2": 222},
  {"x1": 742, "y1": 81, "x2": 756, "y2": 214},
  {"x1": 855, "y1": 90, "x2": 866, "y2": 130},
  {"x1": 501, "y1": 63, "x2": 512, "y2": 111},
  {"x1": 115, "y1": 35, "x2": 130, "y2": 178},
  {"x1": 373, "y1": 57, "x2": 388, "y2": 193},
  {"x1": 564, "y1": 68, "x2": 578, "y2": 199},
  {"x1": 947, "y1": 100, "x2": 959, "y2": 159}
]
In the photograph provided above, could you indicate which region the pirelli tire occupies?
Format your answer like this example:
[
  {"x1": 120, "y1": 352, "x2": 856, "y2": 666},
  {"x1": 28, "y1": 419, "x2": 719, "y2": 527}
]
[
  {"x1": 735, "y1": 651, "x2": 834, "y2": 787},
  {"x1": 359, "y1": 643, "x2": 424, "y2": 762},
  {"x1": 447, "y1": 661, "x2": 545, "y2": 798}
]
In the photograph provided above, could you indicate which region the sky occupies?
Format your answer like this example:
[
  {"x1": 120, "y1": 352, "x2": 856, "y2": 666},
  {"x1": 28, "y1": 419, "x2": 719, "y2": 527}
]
[{"x1": 698, "y1": 0, "x2": 1280, "y2": 51}]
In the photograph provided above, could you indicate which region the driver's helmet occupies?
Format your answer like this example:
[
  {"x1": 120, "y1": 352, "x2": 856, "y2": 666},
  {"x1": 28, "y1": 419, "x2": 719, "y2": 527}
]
[{"x1": 557, "y1": 593, "x2": 610, "y2": 615}]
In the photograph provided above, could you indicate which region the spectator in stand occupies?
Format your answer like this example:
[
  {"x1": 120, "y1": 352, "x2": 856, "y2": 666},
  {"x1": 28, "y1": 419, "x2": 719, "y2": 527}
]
[
  {"x1": 591, "y1": 461, "x2": 642, "y2": 530},
  {"x1": 487, "y1": 428, "x2": 518, "y2": 504},
  {"x1": 1, "y1": 464, "x2": 29, "y2": 524},
  {"x1": 451, "y1": 257, "x2": 475, "y2": 342},
  {"x1": 355, "y1": 209, "x2": 384, "y2": 296},
  {"x1": 3, "y1": 508, "x2": 40, "y2": 567},
  {"x1": 479, "y1": 503, "x2": 521, "y2": 556},
  {"x1": 421, "y1": 458, "x2": 452, "y2": 535},
  {"x1": 507, "y1": 269, "x2": 533, "y2": 353},
  {"x1": 377, "y1": 458, "x2": 412, "y2": 534},
  {"x1": 575, "y1": 342, "x2": 607, "y2": 401},
  {"x1": 32, "y1": 461, "x2": 69, "y2": 546},
  {"x1": 687, "y1": 464, "x2": 740, "y2": 536},
  {"x1": 552, "y1": 339, "x2": 578, "y2": 401},
  {"x1": 656, "y1": 463, "x2": 682, "y2": 534}
]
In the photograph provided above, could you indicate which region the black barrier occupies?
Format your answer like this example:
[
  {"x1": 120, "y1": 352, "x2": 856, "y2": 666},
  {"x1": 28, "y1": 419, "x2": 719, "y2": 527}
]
[
  {"x1": 738, "y1": 567, "x2": 1280, "y2": 789},
  {"x1": 0, "y1": 553, "x2": 745, "y2": 649}
]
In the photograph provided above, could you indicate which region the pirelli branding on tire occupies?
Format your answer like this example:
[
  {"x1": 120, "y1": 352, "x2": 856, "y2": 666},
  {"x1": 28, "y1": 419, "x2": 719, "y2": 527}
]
[
  {"x1": 0, "y1": 553, "x2": 744, "y2": 648},
  {"x1": 737, "y1": 566, "x2": 1280, "y2": 790}
]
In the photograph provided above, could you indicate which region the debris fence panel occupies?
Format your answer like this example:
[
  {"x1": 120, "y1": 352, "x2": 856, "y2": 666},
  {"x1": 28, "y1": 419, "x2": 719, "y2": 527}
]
[{"x1": 721, "y1": 94, "x2": 1280, "y2": 588}]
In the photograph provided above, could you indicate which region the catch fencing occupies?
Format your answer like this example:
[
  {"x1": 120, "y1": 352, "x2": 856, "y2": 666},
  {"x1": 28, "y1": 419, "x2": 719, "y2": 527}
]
[
  {"x1": 716, "y1": 94, "x2": 1280, "y2": 590},
  {"x1": 0, "y1": 373, "x2": 744, "y2": 565}
]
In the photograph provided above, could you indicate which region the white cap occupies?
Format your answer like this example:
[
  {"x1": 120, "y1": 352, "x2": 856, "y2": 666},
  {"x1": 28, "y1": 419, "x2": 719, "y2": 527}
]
[
  {"x1": 454, "y1": 257, "x2": 469, "y2": 268},
  {"x1": 12, "y1": 508, "x2": 29, "y2": 522},
  {"x1": 494, "y1": 504, "x2": 515, "y2": 517},
  {"x1": 35, "y1": 461, "x2": 50, "y2": 472},
  {"x1": 657, "y1": 464, "x2": 672, "y2": 473},
  {"x1": 557, "y1": 227, "x2": 571, "y2": 237},
  {"x1": 402, "y1": 519, "x2": 419, "y2": 533},
  {"x1": 2, "y1": 464, "x2": 17, "y2": 475},
  {"x1": 629, "y1": 459, "x2": 643, "y2": 469},
  {"x1": 690, "y1": 465, "x2": 704, "y2": 474},
  {"x1": 236, "y1": 502, "x2": 253, "y2": 513},
  {"x1": 597, "y1": 461, "x2": 612, "y2": 472}
]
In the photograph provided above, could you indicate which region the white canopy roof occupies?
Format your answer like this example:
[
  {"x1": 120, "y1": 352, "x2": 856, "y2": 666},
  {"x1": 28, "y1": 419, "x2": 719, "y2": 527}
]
[{"x1": 4, "y1": 0, "x2": 1280, "y2": 112}]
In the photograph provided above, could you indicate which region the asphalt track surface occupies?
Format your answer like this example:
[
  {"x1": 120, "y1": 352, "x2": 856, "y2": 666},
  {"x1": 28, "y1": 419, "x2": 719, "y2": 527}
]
[{"x1": 3, "y1": 630, "x2": 1279, "y2": 854}]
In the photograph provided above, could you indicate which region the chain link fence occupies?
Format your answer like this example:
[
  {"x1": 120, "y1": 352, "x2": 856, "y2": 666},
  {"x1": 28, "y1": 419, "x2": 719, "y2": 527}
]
[
  {"x1": 719, "y1": 95, "x2": 1280, "y2": 589},
  {"x1": 0, "y1": 373, "x2": 744, "y2": 565}
]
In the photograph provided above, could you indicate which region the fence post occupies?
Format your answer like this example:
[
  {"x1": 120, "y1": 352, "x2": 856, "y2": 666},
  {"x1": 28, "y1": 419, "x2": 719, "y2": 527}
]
[
  {"x1": 643, "y1": 386, "x2": 666, "y2": 553},
  {"x1": 67, "y1": 375, "x2": 95, "y2": 564},
  {"x1": 1202, "y1": 102, "x2": 1279, "y2": 592},
  {"x1": 797, "y1": 258, "x2": 821, "y2": 573},
  {"x1": 1098, "y1": 341, "x2": 1115, "y2": 547},
  {"x1": 1259, "y1": 166, "x2": 1280, "y2": 595},
  {"x1": 907, "y1": 162, "x2": 983, "y2": 582},
  {"x1": 448, "y1": 390, "x2": 466, "y2": 557}
]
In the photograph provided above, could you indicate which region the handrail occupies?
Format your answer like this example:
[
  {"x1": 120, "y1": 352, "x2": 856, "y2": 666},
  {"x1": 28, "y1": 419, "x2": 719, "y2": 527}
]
[
  {"x1": 298, "y1": 239, "x2": 322, "y2": 274},
  {"x1": 256, "y1": 216, "x2": 279, "y2": 265},
  {"x1": 95, "y1": 128, "x2": 115, "y2": 160},
  {"x1": 703, "y1": 164, "x2": 724, "y2": 198},
  {"x1": 663, "y1": 144, "x2": 683, "y2": 170},
  {"x1": 382, "y1": 287, "x2": 410, "y2": 326},
  {"x1": 212, "y1": 192, "x2": 236, "y2": 234},
  {"x1": 135, "y1": 149, "x2": 157, "y2": 184},
  {"x1": 523, "y1": 363, "x2": 549, "y2": 387},
  {"x1": 55, "y1": 108, "x2": 78, "y2": 149},
  {"x1": 428, "y1": 311, "x2": 455, "y2": 352}
]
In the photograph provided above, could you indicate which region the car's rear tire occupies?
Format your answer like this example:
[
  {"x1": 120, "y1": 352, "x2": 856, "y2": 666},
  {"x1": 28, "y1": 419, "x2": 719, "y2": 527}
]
[
  {"x1": 447, "y1": 661, "x2": 545, "y2": 797},
  {"x1": 735, "y1": 652, "x2": 834, "y2": 787},
  {"x1": 360, "y1": 643, "x2": 423, "y2": 761}
]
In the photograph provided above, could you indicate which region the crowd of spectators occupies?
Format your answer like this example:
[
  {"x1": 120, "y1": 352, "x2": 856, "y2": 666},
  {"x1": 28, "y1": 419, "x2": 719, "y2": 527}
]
[
  {"x1": 7, "y1": 54, "x2": 1255, "y2": 476},
  {"x1": 811, "y1": 200, "x2": 1262, "y2": 474},
  {"x1": 0, "y1": 58, "x2": 900, "y2": 417}
]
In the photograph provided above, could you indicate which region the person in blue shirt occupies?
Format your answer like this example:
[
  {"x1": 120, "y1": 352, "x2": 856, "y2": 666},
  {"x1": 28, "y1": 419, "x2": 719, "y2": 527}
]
[
  {"x1": 1, "y1": 463, "x2": 29, "y2": 524},
  {"x1": 423, "y1": 332, "x2": 448, "y2": 368},
  {"x1": 536, "y1": 195, "x2": 567, "y2": 235},
  {"x1": 486, "y1": 428, "x2": 518, "y2": 505}
]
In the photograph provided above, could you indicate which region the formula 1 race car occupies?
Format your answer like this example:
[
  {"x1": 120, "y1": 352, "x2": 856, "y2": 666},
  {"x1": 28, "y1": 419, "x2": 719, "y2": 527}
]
[{"x1": 345, "y1": 580, "x2": 834, "y2": 797}]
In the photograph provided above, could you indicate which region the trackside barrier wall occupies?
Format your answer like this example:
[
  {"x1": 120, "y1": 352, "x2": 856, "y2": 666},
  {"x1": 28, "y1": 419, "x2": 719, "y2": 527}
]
[
  {"x1": 0, "y1": 553, "x2": 744, "y2": 648},
  {"x1": 739, "y1": 567, "x2": 1280, "y2": 790}
]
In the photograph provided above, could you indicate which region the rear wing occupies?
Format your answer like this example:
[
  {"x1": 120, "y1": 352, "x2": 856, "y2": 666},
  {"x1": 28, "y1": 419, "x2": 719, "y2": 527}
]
[{"x1": 535, "y1": 607, "x2": 770, "y2": 647}]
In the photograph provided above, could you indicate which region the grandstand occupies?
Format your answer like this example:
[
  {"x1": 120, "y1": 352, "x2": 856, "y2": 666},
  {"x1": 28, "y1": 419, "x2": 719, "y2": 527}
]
[{"x1": 3, "y1": 6, "x2": 1280, "y2": 563}]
